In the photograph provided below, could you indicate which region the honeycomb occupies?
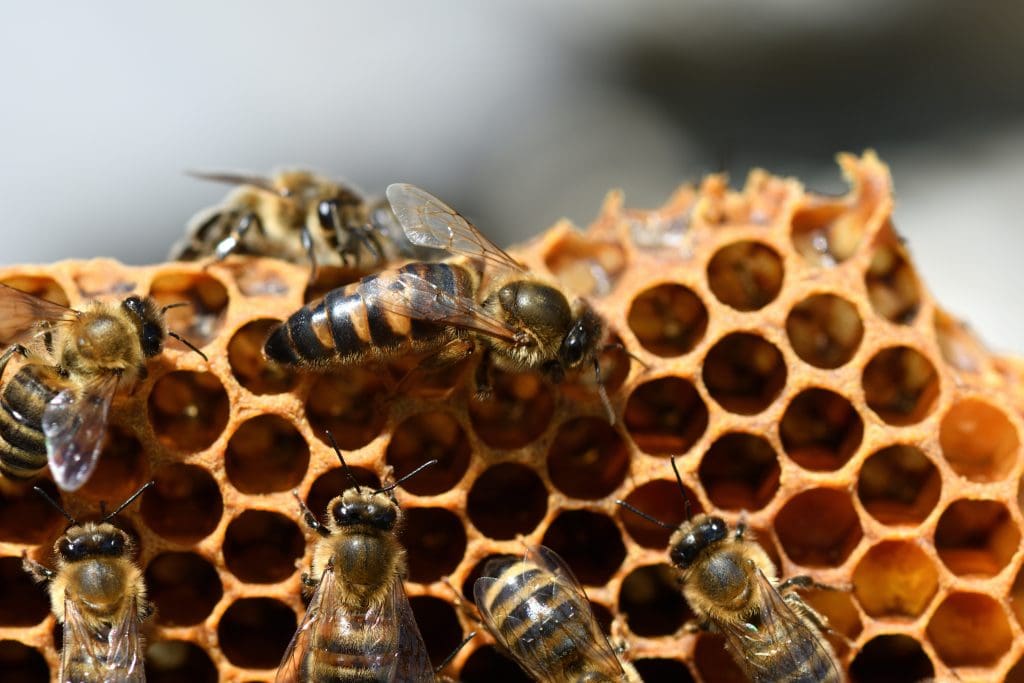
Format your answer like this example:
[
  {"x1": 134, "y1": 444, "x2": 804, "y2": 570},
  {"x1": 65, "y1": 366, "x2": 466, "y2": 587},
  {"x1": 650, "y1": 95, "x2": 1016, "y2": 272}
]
[{"x1": 1, "y1": 152, "x2": 1023, "y2": 683}]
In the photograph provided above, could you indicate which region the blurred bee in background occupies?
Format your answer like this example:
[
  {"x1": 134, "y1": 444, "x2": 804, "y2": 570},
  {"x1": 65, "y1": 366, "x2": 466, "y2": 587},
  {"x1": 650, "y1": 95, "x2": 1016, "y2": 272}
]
[
  {"x1": 264, "y1": 183, "x2": 618, "y2": 421},
  {"x1": 617, "y1": 459, "x2": 842, "y2": 683},
  {"x1": 278, "y1": 433, "x2": 463, "y2": 682},
  {"x1": 172, "y1": 169, "x2": 436, "y2": 276},
  {"x1": 473, "y1": 544, "x2": 640, "y2": 682},
  {"x1": 0, "y1": 284, "x2": 206, "y2": 491},
  {"x1": 22, "y1": 481, "x2": 153, "y2": 683}
]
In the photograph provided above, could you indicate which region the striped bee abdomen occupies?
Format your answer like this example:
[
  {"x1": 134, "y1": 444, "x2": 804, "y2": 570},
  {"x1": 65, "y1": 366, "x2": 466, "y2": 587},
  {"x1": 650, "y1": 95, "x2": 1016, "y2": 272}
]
[
  {"x1": 264, "y1": 262, "x2": 474, "y2": 368},
  {"x1": 0, "y1": 365, "x2": 59, "y2": 480},
  {"x1": 302, "y1": 615, "x2": 399, "y2": 683}
]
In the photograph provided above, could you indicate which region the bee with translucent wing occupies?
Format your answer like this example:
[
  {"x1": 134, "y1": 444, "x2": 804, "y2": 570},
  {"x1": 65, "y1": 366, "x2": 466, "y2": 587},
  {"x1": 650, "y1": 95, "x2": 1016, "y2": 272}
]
[
  {"x1": 278, "y1": 433, "x2": 467, "y2": 682},
  {"x1": 0, "y1": 284, "x2": 206, "y2": 491},
  {"x1": 617, "y1": 458, "x2": 843, "y2": 683},
  {"x1": 22, "y1": 482, "x2": 154, "y2": 683},
  {"x1": 264, "y1": 183, "x2": 620, "y2": 421},
  {"x1": 474, "y1": 544, "x2": 641, "y2": 683}
]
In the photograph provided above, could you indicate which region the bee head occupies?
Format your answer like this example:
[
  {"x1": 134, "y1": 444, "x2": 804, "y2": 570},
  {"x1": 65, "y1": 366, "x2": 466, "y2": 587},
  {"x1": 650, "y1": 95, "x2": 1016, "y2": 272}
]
[
  {"x1": 330, "y1": 489, "x2": 399, "y2": 531},
  {"x1": 121, "y1": 296, "x2": 166, "y2": 358},
  {"x1": 56, "y1": 523, "x2": 130, "y2": 562},
  {"x1": 669, "y1": 514, "x2": 729, "y2": 569},
  {"x1": 558, "y1": 306, "x2": 603, "y2": 371}
]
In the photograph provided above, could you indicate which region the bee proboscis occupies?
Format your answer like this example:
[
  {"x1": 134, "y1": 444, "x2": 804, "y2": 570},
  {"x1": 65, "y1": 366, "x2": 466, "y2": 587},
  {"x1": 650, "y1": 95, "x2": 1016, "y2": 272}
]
[
  {"x1": 617, "y1": 458, "x2": 843, "y2": 683},
  {"x1": 473, "y1": 544, "x2": 640, "y2": 683},
  {"x1": 0, "y1": 284, "x2": 206, "y2": 491},
  {"x1": 172, "y1": 169, "x2": 429, "y2": 274},
  {"x1": 22, "y1": 481, "x2": 154, "y2": 683},
  {"x1": 277, "y1": 433, "x2": 460, "y2": 682},
  {"x1": 263, "y1": 183, "x2": 618, "y2": 421}
]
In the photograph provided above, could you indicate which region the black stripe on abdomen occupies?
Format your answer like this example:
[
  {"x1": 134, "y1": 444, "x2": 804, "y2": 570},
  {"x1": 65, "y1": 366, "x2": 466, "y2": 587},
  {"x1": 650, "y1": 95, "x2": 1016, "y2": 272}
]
[
  {"x1": 0, "y1": 367, "x2": 54, "y2": 478},
  {"x1": 325, "y1": 289, "x2": 368, "y2": 357}
]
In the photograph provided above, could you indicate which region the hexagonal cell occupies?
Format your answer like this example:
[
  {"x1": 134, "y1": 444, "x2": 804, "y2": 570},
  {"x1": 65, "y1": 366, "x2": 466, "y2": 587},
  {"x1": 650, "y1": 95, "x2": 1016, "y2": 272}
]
[
  {"x1": 702, "y1": 332, "x2": 786, "y2": 415},
  {"x1": 217, "y1": 598, "x2": 296, "y2": 670},
  {"x1": 780, "y1": 388, "x2": 863, "y2": 471},
  {"x1": 145, "y1": 551, "x2": 222, "y2": 626},
  {"x1": 227, "y1": 318, "x2": 299, "y2": 394},
  {"x1": 933, "y1": 309, "x2": 985, "y2": 373},
  {"x1": 693, "y1": 633, "x2": 747, "y2": 683},
  {"x1": 460, "y1": 645, "x2": 530, "y2": 683},
  {"x1": 543, "y1": 231, "x2": 625, "y2": 297},
  {"x1": 541, "y1": 510, "x2": 626, "y2": 585},
  {"x1": 775, "y1": 488, "x2": 862, "y2": 567},
  {"x1": 698, "y1": 432, "x2": 780, "y2": 511},
  {"x1": 706, "y1": 240, "x2": 784, "y2": 311},
  {"x1": 939, "y1": 398, "x2": 1020, "y2": 482},
  {"x1": 852, "y1": 541, "x2": 938, "y2": 618},
  {"x1": 935, "y1": 499, "x2": 1019, "y2": 577},
  {"x1": 634, "y1": 659, "x2": 696, "y2": 683},
  {"x1": 785, "y1": 293, "x2": 864, "y2": 369},
  {"x1": 857, "y1": 444, "x2": 941, "y2": 526},
  {"x1": 849, "y1": 634, "x2": 935, "y2": 683},
  {"x1": 618, "y1": 478, "x2": 701, "y2": 549},
  {"x1": 145, "y1": 641, "x2": 217, "y2": 683},
  {"x1": 223, "y1": 510, "x2": 304, "y2": 584},
  {"x1": 927, "y1": 592, "x2": 1012, "y2": 668},
  {"x1": 0, "y1": 479, "x2": 67, "y2": 544},
  {"x1": 862, "y1": 346, "x2": 939, "y2": 426},
  {"x1": 618, "y1": 563, "x2": 691, "y2": 636},
  {"x1": 866, "y1": 240, "x2": 921, "y2": 324},
  {"x1": 467, "y1": 369, "x2": 554, "y2": 449},
  {"x1": 219, "y1": 257, "x2": 290, "y2": 298},
  {"x1": 307, "y1": 367, "x2": 389, "y2": 451},
  {"x1": 148, "y1": 370, "x2": 230, "y2": 453},
  {"x1": 791, "y1": 204, "x2": 865, "y2": 266},
  {"x1": 225, "y1": 414, "x2": 309, "y2": 494},
  {"x1": 627, "y1": 283, "x2": 708, "y2": 357},
  {"x1": 141, "y1": 464, "x2": 223, "y2": 544},
  {"x1": 77, "y1": 425, "x2": 147, "y2": 504},
  {"x1": 0, "y1": 274, "x2": 69, "y2": 307},
  {"x1": 408, "y1": 595, "x2": 462, "y2": 668},
  {"x1": 467, "y1": 464, "x2": 547, "y2": 540},
  {"x1": 305, "y1": 465, "x2": 381, "y2": 527},
  {"x1": 402, "y1": 507, "x2": 466, "y2": 584},
  {"x1": 0, "y1": 556, "x2": 49, "y2": 627},
  {"x1": 547, "y1": 417, "x2": 630, "y2": 499},
  {"x1": 385, "y1": 411, "x2": 470, "y2": 496},
  {"x1": 148, "y1": 270, "x2": 229, "y2": 347},
  {"x1": 0, "y1": 641, "x2": 48, "y2": 682},
  {"x1": 623, "y1": 376, "x2": 708, "y2": 456}
]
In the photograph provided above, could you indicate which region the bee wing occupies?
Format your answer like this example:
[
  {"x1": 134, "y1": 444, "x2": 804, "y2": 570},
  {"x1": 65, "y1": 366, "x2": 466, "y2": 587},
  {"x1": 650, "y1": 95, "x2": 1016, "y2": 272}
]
[
  {"x1": 391, "y1": 579, "x2": 436, "y2": 682},
  {"x1": 276, "y1": 565, "x2": 343, "y2": 683},
  {"x1": 42, "y1": 374, "x2": 118, "y2": 492},
  {"x1": 715, "y1": 568, "x2": 841, "y2": 682},
  {"x1": 60, "y1": 591, "x2": 144, "y2": 683},
  {"x1": 363, "y1": 271, "x2": 522, "y2": 344},
  {"x1": 385, "y1": 183, "x2": 527, "y2": 274},
  {"x1": 187, "y1": 169, "x2": 277, "y2": 193},
  {"x1": 0, "y1": 283, "x2": 77, "y2": 346}
]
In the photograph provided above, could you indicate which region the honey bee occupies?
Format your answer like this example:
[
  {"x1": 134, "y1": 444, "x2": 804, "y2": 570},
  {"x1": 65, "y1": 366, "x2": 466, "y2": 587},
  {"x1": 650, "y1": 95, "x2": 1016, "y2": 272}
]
[
  {"x1": 22, "y1": 481, "x2": 154, "y2": 683},
  {"x1": 0, "y1": 284, "x2": 206, "y2": 491},
  {"x1": 264, "y1": 183, "x2": 616, "y2": 420},
  {"x1": 473, "y1": 544, "x2": 640, "y2": 683},
  {"x1": 172, "y1": 169, "x2": 429, "y2": 273},
  {"x1": 617, "y1": 459, "x2": 842, "y2": 683},
  {"x1": 277, "y1": 434, "x2": 448, "y2": 682}
]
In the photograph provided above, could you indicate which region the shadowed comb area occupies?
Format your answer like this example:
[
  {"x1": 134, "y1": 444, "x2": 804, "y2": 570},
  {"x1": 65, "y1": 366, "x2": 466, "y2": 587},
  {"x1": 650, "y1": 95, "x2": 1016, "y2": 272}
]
[{"x1": 3, "y1": 152, "x2": 1024, "y2": 681}]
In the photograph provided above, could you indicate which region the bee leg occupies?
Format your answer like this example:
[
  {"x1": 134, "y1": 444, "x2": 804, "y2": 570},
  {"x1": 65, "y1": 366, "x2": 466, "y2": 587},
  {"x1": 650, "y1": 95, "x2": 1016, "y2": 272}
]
[
  {"x1": 393, "y1": 339, "x2": 476, "y2": 396},
  {"x1": 734, "y1": 511, "x2": 749, "y2": 540},
  {"x1": 300, "y1": 224, "x2": 321, "y2": 285},
  {"x1": 0, "y1": 343, "x2": 28, "y2": 377},
  {"x1": 291, "y1": 490, "x2": 330, "y2": 538},
  {"x1": 359, "y1": 227, "x2": 385, "y2": 266},
  {"x1": 474, "y1": 349, "x2": 494, "y2": 400},
  {"x1": 780, "y1": 591, "x2": 848, "y2": 644},
  {"x1": 777, "y1": 575, "x2": 840, "y2": 593},
  {"x1": 21, "y1": 552, "x2": 55, "y2": 584},
  {"x1": 683, "y1": 617, "x2": 715, "y2": 634},
  {"x1": 213, "y1": 212, "x2": 260, "y2": 262}
]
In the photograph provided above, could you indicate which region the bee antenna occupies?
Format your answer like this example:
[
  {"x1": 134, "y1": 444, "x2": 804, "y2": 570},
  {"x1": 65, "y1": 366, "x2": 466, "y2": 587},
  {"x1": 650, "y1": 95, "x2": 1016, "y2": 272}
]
[
  {"x1": 592, "y1": 357, "x2": 616, "y2": 426},
  {"x1": 167, "y1": 331, "x2": 209, "y2": 362},
  {"x1": 435, "y1": 630, "x2": 476, "y2": 675},
  {"x1": 324, "y1": 430, "x2": 361, "y2": 493},
  {"x1": 602, "y1": 342, "x2": 649, "y2": 370},
  {"x1": 378, "y1": 459, "x2": 438, "y2": 494},
  {"x1": 103, "y1": 481, "x2": 154, "y2": 522},
  {"x1": 160, "y1": 301, "x2": 191, "y2": 313},
  {"x1": 32, "y1": 486, "x2": 77, "y2": 526},
  {"x1": 670, "y1": 456, "x2": 692, "y2": 520},
  {"x1": 614, "y1": 499, "x2": 677, "y2": 530}
]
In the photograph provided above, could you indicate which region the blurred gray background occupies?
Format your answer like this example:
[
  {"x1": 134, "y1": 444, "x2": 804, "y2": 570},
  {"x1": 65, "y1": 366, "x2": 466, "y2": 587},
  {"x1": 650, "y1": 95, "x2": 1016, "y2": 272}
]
[{"x1": 1, "y1": 1, "x2": 1022, "y2": 351}]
